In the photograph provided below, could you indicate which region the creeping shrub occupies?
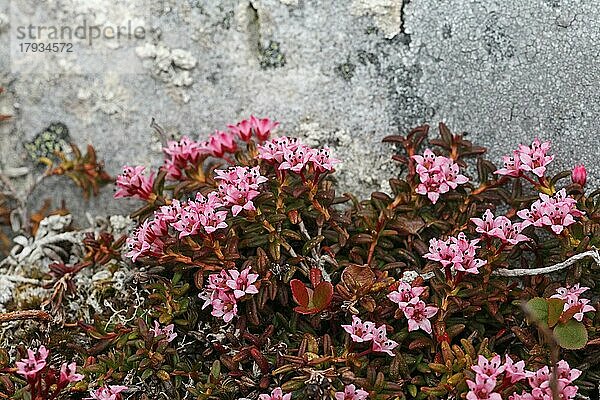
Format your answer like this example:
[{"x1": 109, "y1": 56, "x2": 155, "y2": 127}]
[{"x1": 2, "y1": 118, "x2": 600, "y2": 400}]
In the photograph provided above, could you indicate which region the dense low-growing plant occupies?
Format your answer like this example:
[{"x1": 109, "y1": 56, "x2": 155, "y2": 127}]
[{"x1": 1, "y1": 116, "x2": 600, "y2": 400}]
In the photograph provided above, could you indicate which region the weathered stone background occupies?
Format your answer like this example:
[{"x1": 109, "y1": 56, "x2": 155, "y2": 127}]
[{"x1": 0, "y1": 0, "x2": 598, "y2": 224}]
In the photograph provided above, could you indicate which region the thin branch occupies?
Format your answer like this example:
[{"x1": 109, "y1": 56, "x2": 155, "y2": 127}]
[
  {"x1": 0, "y1": 310, "x2": 51, "y2": 323},
  {"x1": 492, "y1": 249, "x2": 600, "y2": 277},
  {"x1": 3, "y1": 275, "x2": 42, "y2": 285}
]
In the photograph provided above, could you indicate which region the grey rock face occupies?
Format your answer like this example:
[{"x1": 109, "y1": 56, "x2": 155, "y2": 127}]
[{"x1": 0, "y1": 0, "x2": 597, "y2": 224}]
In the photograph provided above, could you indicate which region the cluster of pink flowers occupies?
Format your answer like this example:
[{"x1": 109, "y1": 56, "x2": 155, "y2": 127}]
[
  {"x1": 466, "y1": 355, "x2": 582, "y2": 400},
  {"x1": 114, "y1": 166, "x2": 155, "y2": 200},
  {"x1": 411, "y1": 149, "x2": 469, "y2": 204},
  {"x1": 495, "y1": 138, "x2": 554, "y2": 178},
  {"x1": 424, "y1": 232, "x2": 487, "y2": 275},
  {"x1": 517, "y1": 189, "x2": 584, "y2": 234},
  {"x1": 170, "y1": 193, "x2": 228, "y2": 238},
  {"x1": 258, "y1": 137, "x2": 340, "y2": 175},
  {"x1": 199, "y1": 266, "x2": 259, "y2": 323},
  {"x1": 467, "y1": 355, "x2": 524, "y2": 400},
  {"x1": 341, "y1": 315, "x2": 398, "y2": 356},
  {"x1": 215, "y1": 166, "x2": 268, "y2": 215},
  {"x1": 159, "y1": 116, "x2": 278, "y2": 180},
  {"x1": 228, "y1": 115, "x2": 279, "y2": 143},
  {"x1": 151, "y1": 321, "x2": 177, "y2": 342},
  {"x1": 259, "y1": 387, "x2": 291, "y2": 400},
  {"x1": 550, "y1": 284, "x2": 596, "y2": 322},
  {"x1": 86, "y1": 385, "x2": 128, "y2": 400},
  {"x1": 335, "y1": 384, "x2": 369, "y2": 400},
  {"x1": 163, "y1": 135, "x2": 210, "y2": 180},
  {"x1": 125, "y1": 216, "x2": 169, "y2": 262},
  {"x1": 125, "y1": 166, "x2": 267, "y2": 262},
  {"x1": 471, "y1": 209, "x2": 529, "y2": 245},
  {"x1": 388, "y1": 282, "x2": 438, "y2": 334},
  {"x1": 15, "y1": 345, "x2": 84, "y2": 398},
  {"x1": 510, "y1": 360, "x2": 582, "y2": 400}
]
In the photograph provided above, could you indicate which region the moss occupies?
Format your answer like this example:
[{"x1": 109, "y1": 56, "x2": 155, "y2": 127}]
[{"x1": 24, "y1": 122, "x2": 70, "y2": 163}]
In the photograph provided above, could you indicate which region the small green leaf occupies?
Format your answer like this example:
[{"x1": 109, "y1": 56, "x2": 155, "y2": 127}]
[
  {"x1": 553, "y1": 320, "x2": 588, "y2": 350},
  {"x1": 407, "y1": 384, "x2": 418, "y2": 398},
  {"x1": 140, "y1": 368, "x2": 153, "y2": 380},
  {"x1": 525, "y1": 297, "x2": 548, "y2": 325}
]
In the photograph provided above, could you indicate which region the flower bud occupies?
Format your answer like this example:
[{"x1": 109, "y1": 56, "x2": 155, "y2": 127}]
[{"x1": 571, "y1": 164, "x2": 587, "y2": 186}]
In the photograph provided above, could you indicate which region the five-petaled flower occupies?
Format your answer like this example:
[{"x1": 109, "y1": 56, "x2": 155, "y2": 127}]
[
  {"x1": 342, "y1": 315, "x2": 375, "y2": 343},
  {"x1": 334, "y1": 384, "x2": 369, "y2": 400},
  {"x1": 151, "y1": 321, "x2": 177, "y2": 343},
  {"x1": 259, "y1": 387, "x2": 292, "y2": 400},
  {"x1": 86, "y1": 385, "x2": 128, "y2": 400},
  {"x1": 402, "y1": 301, "x2": 438, "y2": 334},
  {"x1": 15, "y1": 345, "x2": 49, "y2": 379}
]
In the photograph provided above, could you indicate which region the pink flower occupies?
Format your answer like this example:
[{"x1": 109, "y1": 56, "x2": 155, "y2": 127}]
[
  {"x1": 258, "y1": 137, "x2": 300, "y2": 164},
  {"x1": 210, "y1": 291, "x2": 238, "y2": 323},
  {"x1": 571, "y1": 164, "x2": 587, "y2": 186},
  {"x1": 518, "y1": 138, "x2": 554, "y2": 177},
  {"x1": 424, "y1": 233, "x2": 486, "y2": 275},
  {"x1": 472, "y1": 355, "x2": 505, "y2": 379},
  {"x1": 151, "y1": 321, "x2": 177, "y2": 343},
  {"x1": 495, "y1": 139, "x2": 554, "y2": 178},
  {"x1": 226, "y1": 266, "x2": 259, "y2": 298},
  {"x1": 170, "y1": 193, "x2": 229, "y2": 237},
  {"x1": 503, "y1": 355, "x2": 527, "y2": 384},
  {"x1": 228, "y1": 118, "x2": 254, "y2": 142},
  {"x1": 334, "y1": 384, "x2": 369, "y2": 400},
  {"x1": 114, "y1": 166, "x2": 155, "y2": 200},
  {"x1": 162, "y1": 136, "x2": 207, "y2": 180},
  {"x1": 471, "y1": 209, "x2": 506, "y2": 235},
  {"x1": 524, "y1": 362, "x2": 580, "y2": 400},
  {"x1": 125, "y1": 217, "x2": 169, "y2": 262},
  {"x1": 472, "y1": 210, "x2": 529, "y2": 245},
  {"x1": 550, "y1": 284, "x2": 595, "y2": 322},
  {"x1": 215, "y1": 166, "x2": 267, "y2": 216},
  {"x1": 509, "y1": 392, "x2": 534, "y2": 400},
  {"x1": 466, "y1": 375, "x2": 502, "y2": 400},
  {"x1": 424, "y1": 237, "x2": 455, "y2": 267},
  {"x1": 517, "y1": 189, "x2": 584, "y2": 234},
  {"x1": 371, "y1": 324, "x2": 398, "y2": 356},
  {"x1": 16, "y1": 345, "x2": 49, "y2": 379},
  {"x1": 388, "y1": 282, "x2": 426, "y2": 311},
  {"x1": 250, "y1": 115, "x2": 280, "y2": 142},
  {"x1": 259, "y1": 387, "x2": 291, "y2": 400},
  {"x1": 59, "y1": 362, "x2": 84, "y2": 385},
  {"x1": 495, "y1": 151, "x2": 523, "y2": 177},
  {"x1": 555, "y1": 360, "x2": 582, "y2": 384},
  {"x1": 403, "y1": 300, "x2": 438, "y2": 334},
  {"x1": 199, "y1": 267, "x2": 258, "y2": 324},
  {"x1": 412, "y1": 149, "x2": 468, "y2": 204},
  {"x1": 310, "y1": 147, "x2": 340, "y2": 173},
  {"x1": 206, "y1": 130, "x2": 237, "y2": 157},
  {"x1": 279, "y1": 144, "x2": 313, "y2": 173},
  {"x1": 342, "y1": 315, "x2": 375, "y2": 343},
  {"x1": 86, "y1": 385, "x2": 128, "y2": 400}
]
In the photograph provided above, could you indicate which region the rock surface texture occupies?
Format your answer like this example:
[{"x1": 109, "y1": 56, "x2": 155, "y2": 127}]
[{"x1": 0, "y1": 0, "x2": 597, "y2": 222}]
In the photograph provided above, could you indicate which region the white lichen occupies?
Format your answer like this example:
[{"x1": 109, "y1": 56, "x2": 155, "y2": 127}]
[
  {"x1": 351, "y1": 0, "x2": 404, "y2": 39},
  {"x1": 136, "y1": 43, "x2": 197, "y2": 93}
]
